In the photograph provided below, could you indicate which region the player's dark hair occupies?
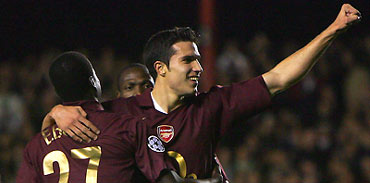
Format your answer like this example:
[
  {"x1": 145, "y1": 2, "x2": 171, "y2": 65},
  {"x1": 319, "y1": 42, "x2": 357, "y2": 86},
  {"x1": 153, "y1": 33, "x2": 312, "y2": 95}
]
[
  {"x1": 143, "y1": 27, "x2": 200, "y2": 79},
  {"x1": 49, "y1": 51, "x2": 95, "y2": 102},
  {"x1": 116, "y1": 63, "x2": 150, "y2": 92}
]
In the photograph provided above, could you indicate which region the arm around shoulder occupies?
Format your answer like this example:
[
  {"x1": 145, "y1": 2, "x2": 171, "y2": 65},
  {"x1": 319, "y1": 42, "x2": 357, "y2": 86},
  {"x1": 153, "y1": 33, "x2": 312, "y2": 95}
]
[{"x1": 41, "y1": 104, "x2": 100, "y2": 142}]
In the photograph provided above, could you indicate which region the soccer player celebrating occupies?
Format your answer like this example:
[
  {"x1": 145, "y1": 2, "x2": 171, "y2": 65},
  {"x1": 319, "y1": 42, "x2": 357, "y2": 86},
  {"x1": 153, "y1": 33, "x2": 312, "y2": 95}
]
[
  {"x1": 42, "y1": 4, "x2": 361, "y2": 181},
  {"x1": 115, "y1": 63, "x2": 225, "y2": 182},
  {"x1": 19, "y1": 52, "x2": 222, "y2": 183},
  {"x1": 16, "y1": 52, "x2": 202, "y2": 183}
]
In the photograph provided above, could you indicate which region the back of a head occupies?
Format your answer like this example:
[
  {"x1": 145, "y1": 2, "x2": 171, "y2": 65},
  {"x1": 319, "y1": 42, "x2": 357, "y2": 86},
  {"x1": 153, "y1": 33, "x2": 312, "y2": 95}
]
[
  {"x1": 142, "y1": 27, "x2": 200, "y2": 79},
  {"x1": 49, "y1": 51, "x2": 95, "y2": 102}
]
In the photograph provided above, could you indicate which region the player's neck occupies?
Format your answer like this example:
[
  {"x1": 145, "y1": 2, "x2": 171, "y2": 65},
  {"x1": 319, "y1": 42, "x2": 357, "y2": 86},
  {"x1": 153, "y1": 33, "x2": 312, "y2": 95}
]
[
  {"x1": 152, "y1": 81, "x2": 182, "y2": 113},
  {"x1": 84, "y1": 96, "x2": 104, "y2": 110},
  {"x1": 93, "y1": 97, "x2": 104, "y2": 110}
]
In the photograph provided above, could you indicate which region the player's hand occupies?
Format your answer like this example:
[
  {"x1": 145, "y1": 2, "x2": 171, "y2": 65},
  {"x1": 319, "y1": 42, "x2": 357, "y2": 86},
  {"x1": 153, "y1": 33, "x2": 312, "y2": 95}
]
[
  {"x1": 49, "y1": 104, "x2": 100, "y2": 142},
  {"x1": 330, "y1": 4, "x2": 361, "y2": 33}
]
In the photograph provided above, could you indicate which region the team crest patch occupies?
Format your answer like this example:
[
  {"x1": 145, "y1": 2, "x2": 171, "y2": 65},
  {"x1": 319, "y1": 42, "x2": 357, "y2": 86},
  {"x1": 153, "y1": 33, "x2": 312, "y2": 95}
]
[
  {"x1": 157, "y1": 125, "x2": 174, "y2": 143},
  {"x1": 147, "y1": 135, "x2": 165, "y2": 152}
]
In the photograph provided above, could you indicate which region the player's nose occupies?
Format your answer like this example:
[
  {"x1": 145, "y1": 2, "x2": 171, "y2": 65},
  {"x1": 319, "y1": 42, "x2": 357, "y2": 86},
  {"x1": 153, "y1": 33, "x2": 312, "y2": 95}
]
[
  {"x1": 192, "y1": 60, "x2": 203, "y2": 74},
  {"x1": 134, "y1": 86, "x2": 145, "y2": 96}
]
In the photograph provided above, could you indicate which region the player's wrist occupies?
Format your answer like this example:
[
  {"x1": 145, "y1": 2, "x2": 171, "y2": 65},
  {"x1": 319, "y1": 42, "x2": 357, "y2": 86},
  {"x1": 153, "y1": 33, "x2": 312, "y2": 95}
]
[
  {"x1": 315, "y1": 25, "x2": 340, "y2": 45},
  {"x1": 50, "y1": 104, "x2": 63, "y2": 119},
  {"x1": 41, "y1": 112, "x2": 56, "y2": 131},
  {"x1": 327, "y1": 22, "x2": 345, "y2": 36}
]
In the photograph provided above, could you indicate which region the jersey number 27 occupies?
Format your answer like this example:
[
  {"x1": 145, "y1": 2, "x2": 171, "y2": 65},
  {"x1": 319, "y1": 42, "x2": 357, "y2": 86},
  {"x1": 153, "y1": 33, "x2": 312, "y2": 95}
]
[{"x1": 42, "y1": 146, "x2": 101, "y2": 183}]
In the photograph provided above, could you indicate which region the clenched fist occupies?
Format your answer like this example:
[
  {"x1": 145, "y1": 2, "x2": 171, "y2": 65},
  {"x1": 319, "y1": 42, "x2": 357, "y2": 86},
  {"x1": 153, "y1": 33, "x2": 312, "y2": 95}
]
[{"x1": 330, "y1": 4, "x2": 361, "y2": 33}]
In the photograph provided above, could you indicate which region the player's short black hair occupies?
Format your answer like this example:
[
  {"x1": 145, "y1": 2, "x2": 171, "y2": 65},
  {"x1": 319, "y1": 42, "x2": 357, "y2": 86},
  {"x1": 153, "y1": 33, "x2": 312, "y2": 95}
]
[
  {"x1": 116, "y1": 63, "x2": 150, "y2": 92},
  {"x1": 143, "y1": 27, "x2": 200, "y2": 79},
  {"x1": 49, "y1": 51, "x2": 95, "y2": 102}
]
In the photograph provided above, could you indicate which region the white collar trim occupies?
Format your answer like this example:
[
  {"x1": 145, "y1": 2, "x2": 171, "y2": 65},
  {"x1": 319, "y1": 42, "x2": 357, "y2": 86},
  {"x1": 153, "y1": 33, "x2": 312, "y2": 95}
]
[{"x1": 151, "y1": 92, "x2": 168, "y2": 114}]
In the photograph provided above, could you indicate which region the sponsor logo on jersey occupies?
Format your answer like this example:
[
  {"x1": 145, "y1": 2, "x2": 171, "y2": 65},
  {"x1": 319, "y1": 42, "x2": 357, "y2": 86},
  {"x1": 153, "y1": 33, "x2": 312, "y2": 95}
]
[
  {"x1": 147, "y1": 135, "x2": 165, "y2": 152},
  {"x1": 157, "y1": 125, "x2": 174, "y2": 143}
]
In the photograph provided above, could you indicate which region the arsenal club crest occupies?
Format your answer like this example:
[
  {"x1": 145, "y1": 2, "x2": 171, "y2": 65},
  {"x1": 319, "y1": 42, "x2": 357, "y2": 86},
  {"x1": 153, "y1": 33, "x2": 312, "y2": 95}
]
[{"x1": 157, "y1": 125, "x2": 174, "y2": 143}]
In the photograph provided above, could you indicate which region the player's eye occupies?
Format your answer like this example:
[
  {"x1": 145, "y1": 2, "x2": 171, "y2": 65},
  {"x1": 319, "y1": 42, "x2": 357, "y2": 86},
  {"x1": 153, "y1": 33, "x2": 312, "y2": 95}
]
[
  {"x1": 124, "y1": 86, "x2": 133, "y2": 90},
  {"x1": 144, "y1": 82, "x2": 153, "y2": 88},
  {"x1": 183, "y1": 58, "x2": 193, "y2": 63}
]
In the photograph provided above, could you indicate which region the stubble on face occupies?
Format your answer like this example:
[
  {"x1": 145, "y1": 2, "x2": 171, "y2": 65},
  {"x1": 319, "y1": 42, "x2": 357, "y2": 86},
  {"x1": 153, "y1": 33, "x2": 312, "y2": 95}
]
[{"x1": 165, "y1": 41, "x2": 203, "y2": 97}]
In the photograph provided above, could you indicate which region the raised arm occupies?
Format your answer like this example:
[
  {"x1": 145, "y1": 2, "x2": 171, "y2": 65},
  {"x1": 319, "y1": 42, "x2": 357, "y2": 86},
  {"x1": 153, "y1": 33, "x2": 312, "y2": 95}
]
[
  {"x1": 41, "y1": 104, "x2": 100, "y2": 142},
  {"x1": 262, "y1": 4, "x2": 361, "y2": 96}
]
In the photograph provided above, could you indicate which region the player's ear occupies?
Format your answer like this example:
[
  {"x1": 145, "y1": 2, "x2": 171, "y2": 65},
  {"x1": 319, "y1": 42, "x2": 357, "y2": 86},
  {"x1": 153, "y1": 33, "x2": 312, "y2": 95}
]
[
  {"x1": 89, "y1": 75, "x2": 101, "y2": 98},
  {"x1": 154, "y1": 61, "x2": 166, "y2": 77},
  {"x1": 89, "y1": 76, "x2": 96, "y2": 88},
  {"x1": 116, "y1": 91, "x2": 121, "y2": 98}
]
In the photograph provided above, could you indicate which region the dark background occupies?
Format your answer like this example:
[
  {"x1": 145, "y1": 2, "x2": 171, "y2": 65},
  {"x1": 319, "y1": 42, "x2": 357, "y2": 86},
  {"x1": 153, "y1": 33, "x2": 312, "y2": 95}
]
[
  {"x1": 1, "y1": 0, "x2": 368, "y2": 61},
  {"x1": 0, "y1": 1, "x2": 369, "y2": 182}
]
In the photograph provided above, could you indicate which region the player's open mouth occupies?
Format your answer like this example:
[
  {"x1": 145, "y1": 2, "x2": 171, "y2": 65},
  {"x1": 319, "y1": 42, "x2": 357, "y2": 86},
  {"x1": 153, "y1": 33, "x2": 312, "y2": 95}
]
[
  {"x1": 188, "y1": 76, "x2": 199, "y2": 81},
  {"x1": 188, "y1": 76, "x2": 199, "y2": 83}
]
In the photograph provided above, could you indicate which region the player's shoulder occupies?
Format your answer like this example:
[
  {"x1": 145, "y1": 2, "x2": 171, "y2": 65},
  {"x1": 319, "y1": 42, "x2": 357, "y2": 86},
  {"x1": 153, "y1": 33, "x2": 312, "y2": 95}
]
[
  {"x1": 189, "y1": 84, "x2": 226, "y2": 104},
  {"x1": 190, "y1": 76, "x2": 266, "y2": 104},
  {"x1": 200, "y1": 76, "x2": 265, "y2": 95},
  {"x1": 92, "y1": 109, "x2": 139, "y2": 122},
  {"x1": 113, "y1": 113, "x2": 143, "y2": 128},
  {"x1": 101, "y1": 97, "x2": 138, "y2": 113},
  {"x1": 87, "y1": 110, "x2": 125, "y2": 129},
  {"x1": 102, "y1": 96, "x2": 139, "y2": 105},
  {"x1": 101, "y1": 98, "x2": 122, "y2": 107},
  {"x1": 96, "y1": 111, "x2": 142, "y2": 132},
  {"x1": 89, "y1": 109, "x2": 121, "y2": 119},
  {"x1": 23, "y1": 132, "x2": 45, "y2": 157}
]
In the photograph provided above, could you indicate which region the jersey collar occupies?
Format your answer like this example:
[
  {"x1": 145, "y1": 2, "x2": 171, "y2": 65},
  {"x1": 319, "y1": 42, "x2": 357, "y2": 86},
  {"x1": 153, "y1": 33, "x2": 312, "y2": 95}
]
[
  {"x1": 135, "y1": 88, "x2": 169, "y2": 115},
  {"x1": 136, "y1": 88, "x2": 155, "y2": 107},
  {"x1": 151, "y1": 92, "x2": 168, "y2": 114}
]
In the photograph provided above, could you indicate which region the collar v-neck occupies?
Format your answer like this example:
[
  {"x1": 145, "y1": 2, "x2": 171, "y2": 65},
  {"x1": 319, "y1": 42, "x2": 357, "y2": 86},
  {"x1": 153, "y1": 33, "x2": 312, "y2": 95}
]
[{"x1": 151, "y1": 92, "x2": 168, "y2": 114}]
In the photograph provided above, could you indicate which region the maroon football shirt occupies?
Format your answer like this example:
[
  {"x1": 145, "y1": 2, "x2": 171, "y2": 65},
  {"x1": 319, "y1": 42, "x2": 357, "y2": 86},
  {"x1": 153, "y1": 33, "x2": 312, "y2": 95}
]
[
  {"x1": 103, "y1": 76, "x2": 271, "y2": 180},
  {"x1": 16, "y1": 100, "x2": 167, "y2": 183}
]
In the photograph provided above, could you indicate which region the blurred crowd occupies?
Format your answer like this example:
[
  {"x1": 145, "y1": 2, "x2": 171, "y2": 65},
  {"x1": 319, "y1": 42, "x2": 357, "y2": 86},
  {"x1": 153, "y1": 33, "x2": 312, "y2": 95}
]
[
  {"x1": 0, "y1": 33, "x2": 369, "y2": 183},
  {"x1": 216, "y1": 33, "x2": 370, "y2": 183}
]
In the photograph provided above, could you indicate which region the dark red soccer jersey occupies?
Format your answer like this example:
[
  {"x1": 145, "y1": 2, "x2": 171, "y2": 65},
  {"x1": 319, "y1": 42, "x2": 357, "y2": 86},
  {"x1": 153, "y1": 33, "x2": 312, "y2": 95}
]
[
  {"x1": 103, "y1": 76, "x2": 271, "y2": 180},
  {"x1": 16, "y1": 100, "x2": 167, "y2": 183}
]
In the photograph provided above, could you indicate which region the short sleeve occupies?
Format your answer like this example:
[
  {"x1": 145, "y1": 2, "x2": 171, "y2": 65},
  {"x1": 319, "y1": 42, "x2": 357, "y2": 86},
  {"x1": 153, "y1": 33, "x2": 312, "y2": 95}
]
[
  {"x1": 16, "y1": 146, "x2": 40, "y2": 183},
  {"x1": 201, "y1": 76, "x2": 272, "y2": 138}
]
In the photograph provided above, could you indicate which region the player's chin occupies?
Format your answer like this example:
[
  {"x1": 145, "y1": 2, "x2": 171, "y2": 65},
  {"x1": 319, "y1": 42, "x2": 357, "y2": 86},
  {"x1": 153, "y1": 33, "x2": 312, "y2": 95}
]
[
  {"x1": 181, "y1": 82, "x2": 197, "y2": 94},
  {"x1": 191, "y1": 82, "x2": 198, "y2": 90},
  {"x1": 190, "y1": 81, "x2": 198, "y2": 88},
  {"x1": 183, "y1": 86, "x2": 197, "y2": 96}
]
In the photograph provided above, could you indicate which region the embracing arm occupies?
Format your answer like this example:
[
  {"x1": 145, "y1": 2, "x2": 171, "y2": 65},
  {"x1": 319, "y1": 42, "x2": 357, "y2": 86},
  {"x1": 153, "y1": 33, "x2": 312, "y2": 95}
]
[
  {"x1": 41, "y1": 104, "x2": 100, "y2": 142},
  {"x1": 262, "y1": 4, "x2": 361, "y2": 96}
]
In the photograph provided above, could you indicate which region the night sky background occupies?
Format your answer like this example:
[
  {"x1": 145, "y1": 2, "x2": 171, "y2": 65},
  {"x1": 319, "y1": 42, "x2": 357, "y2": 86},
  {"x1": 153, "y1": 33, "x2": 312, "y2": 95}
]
[{"x1": 1, "y1": 0, "x2": 368, "y2": 61}]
